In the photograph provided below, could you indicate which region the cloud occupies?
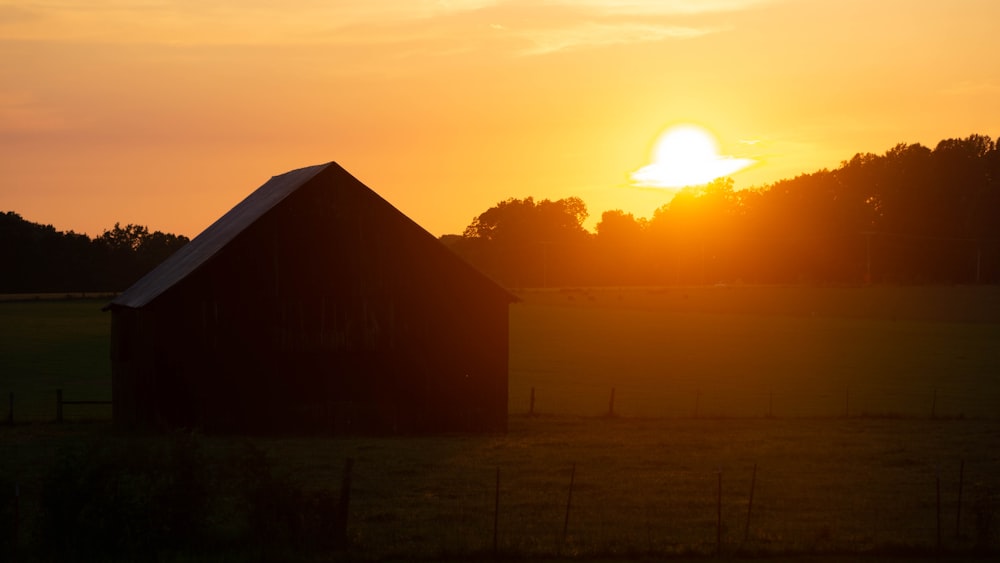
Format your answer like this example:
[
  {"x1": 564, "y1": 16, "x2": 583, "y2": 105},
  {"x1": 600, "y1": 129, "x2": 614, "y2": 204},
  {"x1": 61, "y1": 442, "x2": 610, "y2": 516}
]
[
  {"x1": 0, "y1": 0, "x2": 777, "y2": 48},
  {"x1": 516, "y1": 21, "x2": 717, "y2": 55},
  {"x1": 0, "y1": 1, "x2": 501, "y2": 45},
  {"x1": 484, "y1": 0, "x2": 775, "y2": 55},
  {"x1": 629, "y1": 125, "x2": 756, "y2": 189},
  {"x1": 542, "y1": 0, "x2": 777, "y2": 17},
  {"x1": 631, "y1": 156, "x2": 755, "y2": 189}
]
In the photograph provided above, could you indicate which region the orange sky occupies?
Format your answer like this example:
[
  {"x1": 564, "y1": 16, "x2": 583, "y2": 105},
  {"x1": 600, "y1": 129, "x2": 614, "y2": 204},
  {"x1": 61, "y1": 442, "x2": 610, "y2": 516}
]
[{"x1": 2, "y1": 0, "x2": 999, "y2": 238}]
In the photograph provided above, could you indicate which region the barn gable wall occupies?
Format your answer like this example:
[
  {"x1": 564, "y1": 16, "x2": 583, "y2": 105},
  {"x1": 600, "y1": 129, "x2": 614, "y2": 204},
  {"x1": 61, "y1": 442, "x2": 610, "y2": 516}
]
[{"x1": 111, "y1": 163, "x2": 511, "y2": 434}]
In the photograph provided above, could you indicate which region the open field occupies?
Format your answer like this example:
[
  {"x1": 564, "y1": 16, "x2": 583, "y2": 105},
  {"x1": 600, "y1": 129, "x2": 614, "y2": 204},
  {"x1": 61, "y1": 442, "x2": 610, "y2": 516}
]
[
  {"x1": 0, "y1": 298, "x2": 111, "y2": 421},
  {"x1": 1, "y1": 286, "x2": 999, "y2": 559},
  {"x1": 510, "y1": 285, "x2": 1000, "y2": 419},
  {"x1": 3, "y1": 285, "x2": 1000, "y2": 422}
]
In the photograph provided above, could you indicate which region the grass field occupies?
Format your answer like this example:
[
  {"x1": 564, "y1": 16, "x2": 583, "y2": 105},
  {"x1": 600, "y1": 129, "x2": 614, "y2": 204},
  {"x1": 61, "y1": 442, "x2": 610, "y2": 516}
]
[
  {"x1": 0, "y1": 298, "x2": 111, "y2": 421},
  {"x1": 1, "y1": 286, "x2": 999, "y2": 560},
  {"x1": 509, "y1": 285, "x2": 1000, "y2": 419},
  {"x1": 3, "y1": 285, "x2": 1000, "y2": 421},
  {"x1": 2, "y1": 414, "x2": 998, "y2": 560}
]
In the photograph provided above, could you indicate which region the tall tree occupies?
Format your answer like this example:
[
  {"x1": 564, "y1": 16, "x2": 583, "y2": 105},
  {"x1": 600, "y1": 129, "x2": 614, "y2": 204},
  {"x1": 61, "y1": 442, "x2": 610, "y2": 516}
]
[
  {"x1": 460, "y1": 196, "x2": 591, "y2": 287},
  {"x1": 594, "y1": 210, "x2": 648, "y2": 285}
]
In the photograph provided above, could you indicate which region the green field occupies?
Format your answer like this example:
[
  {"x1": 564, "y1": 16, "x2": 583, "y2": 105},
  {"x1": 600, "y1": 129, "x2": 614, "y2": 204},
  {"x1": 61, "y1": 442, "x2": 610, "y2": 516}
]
[
  {"x1": 509, "y1": 285, "x2": 1000, "y2": 419},
  {"x1": 3, "y1": 285, "x2": 1000, "y2": 421},
  {"x1": 0, "y1": 298, "x2": 111, "y2": 421},
  {"x1": 1, "y1": 286, "x2": 999, "y2": 560}
]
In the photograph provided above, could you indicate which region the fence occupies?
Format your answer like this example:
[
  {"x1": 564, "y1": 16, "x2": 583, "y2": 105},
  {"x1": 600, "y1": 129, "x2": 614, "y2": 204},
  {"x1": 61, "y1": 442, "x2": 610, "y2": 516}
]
[
  {"x1": 334, "y1": 418, "x2": 998, "y2": 560},
  {"x1": 5, "y1": 383, "x2": 995, "y2": 427},
  {"x1": 5, "y1": 390, "x2": 111, "y2": 424},
  {"x1": 3, "y1": 411, "x2": 997, "y2": 559},
  {"x1": 303, "y1": 451, "x2": 999, "y2": 559},
  {"x1": 513, "y1": 382, "x2": 1000, "y2": 420},
  {"x1": 5, "y1": 441, "x2": 995, "y2": 560}
]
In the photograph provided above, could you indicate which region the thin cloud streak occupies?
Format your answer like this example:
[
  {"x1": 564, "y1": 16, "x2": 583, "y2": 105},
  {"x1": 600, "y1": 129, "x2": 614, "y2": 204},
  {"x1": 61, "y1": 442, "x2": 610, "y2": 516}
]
[
  {"x1": 515, "y1": 22, "x2": 718, "y2": 55},
  {"x1": 542, "y1": 0, "x2": 778, "y2": 17},
  {"x1": 1, "y1": 0, "x2": 771, "y2": 48},
  {"x1": 0, "y1": 0, "x2": 500, "y2": 44},
  {"x1": 631, "y1": 156, "x2": 755, "y2": 189}
]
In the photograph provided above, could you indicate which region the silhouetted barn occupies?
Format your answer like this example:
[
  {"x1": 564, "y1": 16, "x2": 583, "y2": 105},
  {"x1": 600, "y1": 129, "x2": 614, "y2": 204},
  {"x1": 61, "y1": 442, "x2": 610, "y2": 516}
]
[{"x1": 105, "y1": 162, "x2": 516, "y2": 434}]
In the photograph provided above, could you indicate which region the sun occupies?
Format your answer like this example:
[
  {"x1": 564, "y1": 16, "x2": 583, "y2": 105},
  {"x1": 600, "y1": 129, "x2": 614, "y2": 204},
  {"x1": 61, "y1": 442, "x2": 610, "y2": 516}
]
[{"x1": 631, "y1": 124, "x2": 754, "y2": 189}]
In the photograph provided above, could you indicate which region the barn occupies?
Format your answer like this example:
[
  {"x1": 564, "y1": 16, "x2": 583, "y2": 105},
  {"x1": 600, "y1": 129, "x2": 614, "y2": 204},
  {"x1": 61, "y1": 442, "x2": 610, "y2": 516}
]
[{"x1": 105, "y1": 162, "x2": 516, "y2": 434}]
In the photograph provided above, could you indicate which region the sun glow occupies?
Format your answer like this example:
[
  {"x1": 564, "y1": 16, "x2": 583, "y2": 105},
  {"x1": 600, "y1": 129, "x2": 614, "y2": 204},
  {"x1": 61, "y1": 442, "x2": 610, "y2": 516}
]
[{"x1": 631, "y1": 125, "x2": 754, "y2": 188}]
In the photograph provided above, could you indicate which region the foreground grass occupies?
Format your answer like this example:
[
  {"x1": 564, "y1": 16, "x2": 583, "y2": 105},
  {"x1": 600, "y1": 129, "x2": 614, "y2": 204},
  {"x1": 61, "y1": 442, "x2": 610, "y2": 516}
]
[{"x1": 3, "y1": 416, "x2": 998, "y2": 560}]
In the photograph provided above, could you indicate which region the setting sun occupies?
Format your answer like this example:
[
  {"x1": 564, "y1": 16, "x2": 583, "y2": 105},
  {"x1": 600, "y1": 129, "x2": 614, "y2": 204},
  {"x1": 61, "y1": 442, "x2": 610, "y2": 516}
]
[{"x1": 631, "y1": 125, "x2": 755, "y2": 189}]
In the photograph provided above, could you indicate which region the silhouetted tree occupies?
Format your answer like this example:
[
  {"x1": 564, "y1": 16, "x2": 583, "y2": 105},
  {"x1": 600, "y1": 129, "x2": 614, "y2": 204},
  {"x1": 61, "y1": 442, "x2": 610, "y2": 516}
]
[
  {"x1": 459, "y1": 196, "x2": 591, "y2": 287},
  {"x1": 11, "y1": 133, "x2": 1000, "y2": 292},
  {"x1": 449, "y1": 134, "x2": 1000, "y2": 288},
  {"x1": 645, "y1": 178, "x2": 742, "y2": 284},
  {"x1": 92, "y1": 223, "x2": 189, "y2": 289},
  {"x1": 0, "y1": 213, "x2": 189, "y2": 293},
  {"x1": 593, "y1": 210, "x2": 650, "y2": 285},
  {"x1": 0, "y1": 212, "x2": 96, "y2": 292}
]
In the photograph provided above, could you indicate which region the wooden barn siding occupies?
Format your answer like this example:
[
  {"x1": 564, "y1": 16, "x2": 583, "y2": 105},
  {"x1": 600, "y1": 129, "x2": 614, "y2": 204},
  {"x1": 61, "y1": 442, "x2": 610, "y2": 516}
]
[{"x1": 112, "y1": 173, "x2": 510, "y2": 433}]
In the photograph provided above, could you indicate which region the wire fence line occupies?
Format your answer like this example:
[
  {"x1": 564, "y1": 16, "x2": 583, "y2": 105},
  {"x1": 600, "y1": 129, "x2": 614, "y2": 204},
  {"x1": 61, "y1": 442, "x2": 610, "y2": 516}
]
[
  {"x1": 339, "y1": 458, "x2": 998, "y2": 559},
  {"x1": 5, "y1": 382, "x2": 997, "y2": 425},
  {"x1": 3, "y1": 389, "x2": 111, "y2": 424},
  {"x1": 511, "y1": 383, "x2": 1000, "y2": 420},
  {"x1": 3, "y1": 398, "x2": 998, "y2": 558},
  {"x1": 5, "y1": 450, "x2": 995, "y2": 559}
]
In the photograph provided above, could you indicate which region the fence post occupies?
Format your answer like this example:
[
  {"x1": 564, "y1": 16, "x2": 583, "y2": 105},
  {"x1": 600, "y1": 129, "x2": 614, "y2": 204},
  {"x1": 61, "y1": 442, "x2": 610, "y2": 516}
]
[
  {"x1": 607, "y1": 388, "x2": 616, "y2": 417},
  {"x1": 13, "y1": 482, "x2": 19, "y2": 557},
  {"x1": 56, "y1": 389, "x2": 63, "y2": 423},
  {"x1": 562, "y1": 463, "x2": 576, "y2": 549},
  {"x1": 335, "y1": 457, "x2": 353, "y2": 546},
  {"x1": 717, "y1": 468, "x2": 723, "y2": 556},
  {"x1": 936, "y1": 465, "x2": 942, "y2": 552},
  {"x1": 956, "y1": 459, "x2": 964, "y2": 540},
  {"x1": 6, "y1": 392, "x2": 11, "y2": 426},
  {"x1": 493, "y1": 466, "x2": 500, "y2": 555},
  {"x1": 529, "y1": 387, "x2": 535, "y2": 417},
  {"x1": 744, "y1": 463, "x2": 757, "y2": 544}
]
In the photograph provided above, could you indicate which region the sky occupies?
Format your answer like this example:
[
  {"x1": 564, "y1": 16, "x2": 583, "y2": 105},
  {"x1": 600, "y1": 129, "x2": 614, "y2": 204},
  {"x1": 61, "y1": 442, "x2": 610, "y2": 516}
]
[{"x1": 2, "y1": 0, "x2": 999, "y2": 238}]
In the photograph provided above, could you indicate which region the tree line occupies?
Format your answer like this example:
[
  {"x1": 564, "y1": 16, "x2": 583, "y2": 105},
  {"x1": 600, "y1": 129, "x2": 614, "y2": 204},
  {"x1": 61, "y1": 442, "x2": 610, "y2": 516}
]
[
  {"x1": 4, "y1": 134, "x2": 998, "y2": 293},
  {"x1": 0, "y1": 212, "x2": 189, "y2": 293},
  {"x1": 445, "y1": 134, "x2": 1000, "y2": 287}
]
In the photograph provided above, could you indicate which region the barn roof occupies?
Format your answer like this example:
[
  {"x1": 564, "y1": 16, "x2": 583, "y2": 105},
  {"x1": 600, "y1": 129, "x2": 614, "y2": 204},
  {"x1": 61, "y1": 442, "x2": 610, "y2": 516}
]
[{"x1": 107, "y1": 161, "x2": 515, "y2": 310}]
